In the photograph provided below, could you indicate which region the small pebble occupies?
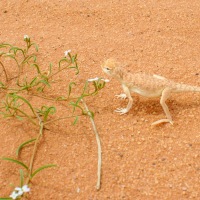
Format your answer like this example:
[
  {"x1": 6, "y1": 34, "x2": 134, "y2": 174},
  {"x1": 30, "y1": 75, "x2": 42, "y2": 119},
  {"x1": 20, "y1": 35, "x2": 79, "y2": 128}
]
[
  {"x1": 76, "y1": 187, "x2": 80, "y2": 193},
  {"x1": 182, "y1": 187, "x2": 187, "y2": 191}
]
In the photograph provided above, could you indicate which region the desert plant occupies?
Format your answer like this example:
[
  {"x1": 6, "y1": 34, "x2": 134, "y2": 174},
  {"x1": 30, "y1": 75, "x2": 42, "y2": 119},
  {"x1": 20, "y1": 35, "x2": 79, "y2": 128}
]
[{"x1": 0, "y1": 36, "x2": 108, "y2": 199}]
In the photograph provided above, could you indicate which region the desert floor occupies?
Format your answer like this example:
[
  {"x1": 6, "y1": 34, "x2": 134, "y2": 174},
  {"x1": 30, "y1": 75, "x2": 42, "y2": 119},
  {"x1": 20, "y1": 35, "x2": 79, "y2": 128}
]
[{"x1": 0, "y1": 0, "x2": 200, "y2": 199}]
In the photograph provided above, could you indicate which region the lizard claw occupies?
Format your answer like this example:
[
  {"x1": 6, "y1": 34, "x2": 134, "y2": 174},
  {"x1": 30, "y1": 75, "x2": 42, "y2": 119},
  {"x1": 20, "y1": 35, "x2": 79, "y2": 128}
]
[
  {"x1": 115, "y1": 93, "x2": 127, "y2": 99},
  {"x1": 115, "y1": 108, "x2": 128, "y2": 115}
]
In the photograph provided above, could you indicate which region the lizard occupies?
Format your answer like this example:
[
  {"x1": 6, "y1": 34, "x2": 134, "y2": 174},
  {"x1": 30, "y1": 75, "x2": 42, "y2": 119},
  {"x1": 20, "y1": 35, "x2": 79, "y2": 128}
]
[{"x1": 101, "y1": 58, "x2": 200, "y2": 125}]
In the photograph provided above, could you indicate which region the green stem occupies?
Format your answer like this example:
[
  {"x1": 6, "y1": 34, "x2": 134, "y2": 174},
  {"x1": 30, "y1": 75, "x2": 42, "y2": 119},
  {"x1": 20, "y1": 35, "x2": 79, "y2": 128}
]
[
  {"x1": 41, "y1": 62, "x2": 72, "y2": 91},
  {"x1": 0, "y1": 60, "x2": 8, "y2": 82},
  {"x1": 44, "y1": 114, "x2": 82, "y2": 125},
  {"x1": 25, "y1": 114, "x2": 43, "y2": 184},
  {"x1": 10, "y1": 57, "x2": 21, "y2": 85},
  {"x1": 13, "y1": 107, "x2": 37, "y2": 126},
  {"x1": 81, "y1": 99, "x2": 102, "y2": 190},
  {"x1": 48, "y1": 63, "x2": 72, "y2": 79},
  {"x1": 14, "y1": 54, "x2": 29, "y2": 86},
  {"x1": 30, "y1": 94, "x2": 56, "y2": 101}
]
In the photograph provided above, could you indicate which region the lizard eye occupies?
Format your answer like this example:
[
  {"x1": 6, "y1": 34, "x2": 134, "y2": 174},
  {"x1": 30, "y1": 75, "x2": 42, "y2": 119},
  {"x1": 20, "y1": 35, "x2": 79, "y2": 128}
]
[{"x1": 105, "y1": 67, "x2": 110, "y2": 71}]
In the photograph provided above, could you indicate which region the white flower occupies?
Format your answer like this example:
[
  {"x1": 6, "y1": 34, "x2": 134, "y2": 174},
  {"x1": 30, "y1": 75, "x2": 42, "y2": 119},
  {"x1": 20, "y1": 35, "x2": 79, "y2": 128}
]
[
  {"x1": 9, "y1": 185, "x2": 30, "y2": 199},
  {"x1": 21, "y1": 185, "x2": 30, "y2": 193},
  {"x1": 15, "y1": 187, "x2": 23, "y2": 196},
  {"x1": 87, "y1": 77, "x2": 110, "y2": 82},
  {"x1": 9, "y1": 191, "x2": 18, "y2": 200},
  {"x1": 24, "y1": 35, "x2": 29, "y2": 40},
  {"x1": 64, "y1": 50, "x2": 71, "y2": 56},
  {"x1": 88, "y1": 77, "x2": 99, "y2": 82},
  {"x1": 101, "y1": 78, "x2": 110, "y2": 82}
]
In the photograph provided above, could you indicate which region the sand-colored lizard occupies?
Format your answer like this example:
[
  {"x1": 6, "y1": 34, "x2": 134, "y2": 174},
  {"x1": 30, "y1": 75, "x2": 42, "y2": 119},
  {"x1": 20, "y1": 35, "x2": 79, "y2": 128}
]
[{"x1": 101, "y1": 59, "x2": 200, "y2": 125}]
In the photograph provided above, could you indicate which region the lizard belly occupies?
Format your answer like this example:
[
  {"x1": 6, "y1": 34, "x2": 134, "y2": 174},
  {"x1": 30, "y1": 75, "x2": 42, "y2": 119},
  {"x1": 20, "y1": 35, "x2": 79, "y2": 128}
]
[{"x1": 131, "y1": 87, "x2": 163, "y2": 97}]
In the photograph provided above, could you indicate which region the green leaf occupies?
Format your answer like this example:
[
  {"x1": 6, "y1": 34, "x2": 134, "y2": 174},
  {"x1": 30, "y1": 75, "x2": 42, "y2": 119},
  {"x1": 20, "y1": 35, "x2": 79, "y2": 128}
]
[
  {"x1": 0, "y1": 198, "x2": 12, "y2": 200},
  {"x1": 37, "y1": 86, "x2": 44, "y2": 92},
  {"x1": 23, "y1": 55, "x2": 37, "y2": 64},
  {"x1": 73, "y1": 116, "x2": 79, "y2": 125},
  {"x1": 2, "y1": 157, "x2": 28, "y2": 170},
  {"x1": 71, "y1": 54, "x2": 77, "y2": 63},
  {"x1": 33, "y1": 55, "x2": 37, "y2": 62},
  {"x1": 0, "y1": 82, "x2": 6, "y2": 89},
  {"x1": 9, "y1": 46, "x2": 24, "y2": 56},
  {"x1": 48, "y1": 63, "x2": 53, "y2": 76},
  {"x1": 16, "y1": 115, "x2": 23, "y2": 121},
  {"x1": 43, "y1": 106, "x2": 56, "y2": 122},
  {"x1": 16, "y1": 138, "x2": 36, "y2": 156},
  {"x1": 32, "y1": 43, "x2": 39, "y2": 52},
  {"x1": 36, "y1": 106, "x2": 56, "y2": 122},
  {"x1": 58, "y1": 58, "x2": 70, "y2": 69},
  {"x1": 39, "y1": 79, "x2": 50, "y2": 87},
  {"x1": 31, "y1": 63, "x2": 41, "y2": 74},
  {"x1": 75, "y1": 62, "x2": 79, "y2": 72},
  {"x1": 82, "y1": 81, "x2": 89, "y2": 96},
  {"x1": 67, "y1": 82, "x2": 76, "y2": 98},
  {"x1": 19, "y1": 169, "x2": 24, "y2": 187},
  {"x1": 68, "y1": 52, "x2": 72, "y2": 59},
  {"x1": 4, "y1": 54, "x2": 15, "y2": 59},
  {"x1": 0, "y1": 81, "x2": 5, "y2": 86},
  {"x1": 30, "y1": 77, "x2": 38, "y2": 86},
  {"x1": 31, "y1": 164, "x2": 57, "y2": 179},
  {"x1": 93, "y1": 81, "x2": 98, "y2": 92},
  {"x1": 56, "y1": 96, "x2": 67, "y2": 101},
  {"x1": 70, "y1": 101, "x2": 84, "y2": 113},
  {"x1": 70, "y1": 62, "x2": 79, "y2": 75},
  {"x1": 9, "y1": 94, "x2": 35, "y2": 116},
  {"x1": 0, "y1": 43, "x2": 12, "y2": 48}
]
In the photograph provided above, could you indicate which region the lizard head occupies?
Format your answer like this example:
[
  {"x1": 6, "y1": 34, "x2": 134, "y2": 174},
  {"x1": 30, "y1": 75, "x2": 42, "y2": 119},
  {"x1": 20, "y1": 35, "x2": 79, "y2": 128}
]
[{"x1": 101, "y1": 58, "x2": 119, "y2": 76}]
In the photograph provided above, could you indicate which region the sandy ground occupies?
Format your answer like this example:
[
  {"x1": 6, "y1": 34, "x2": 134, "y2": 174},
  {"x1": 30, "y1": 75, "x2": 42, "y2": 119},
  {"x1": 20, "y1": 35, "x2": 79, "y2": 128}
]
[{"x1": 0, "y1": 0, "x2": 200, "y2": 199}]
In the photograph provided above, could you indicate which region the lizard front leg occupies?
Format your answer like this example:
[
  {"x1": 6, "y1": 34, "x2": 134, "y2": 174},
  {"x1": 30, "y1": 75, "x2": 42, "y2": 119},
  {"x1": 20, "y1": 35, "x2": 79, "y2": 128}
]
[
  {"x1": 115, "y1": 83, "x2": 128, "y2": 99},
  {"x1": 115, "y1": 84, "x2": 133, "y2": 114},
  {"x1": 115, "y1": 93, "x2": 127, "y2": 99}
]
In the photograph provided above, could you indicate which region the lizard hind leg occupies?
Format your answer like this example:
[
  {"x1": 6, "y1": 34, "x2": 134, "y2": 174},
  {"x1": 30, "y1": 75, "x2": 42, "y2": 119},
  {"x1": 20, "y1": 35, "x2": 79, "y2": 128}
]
[{"x1": 151, "y1": 88, "x2": 173, "y2": 126}]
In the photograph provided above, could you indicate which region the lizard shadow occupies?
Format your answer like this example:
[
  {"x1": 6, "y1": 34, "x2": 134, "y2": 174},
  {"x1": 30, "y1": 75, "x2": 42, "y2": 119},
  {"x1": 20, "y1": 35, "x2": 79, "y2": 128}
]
[{"x1": 128, "y1": 96, "x2": 200, "y2": 117}]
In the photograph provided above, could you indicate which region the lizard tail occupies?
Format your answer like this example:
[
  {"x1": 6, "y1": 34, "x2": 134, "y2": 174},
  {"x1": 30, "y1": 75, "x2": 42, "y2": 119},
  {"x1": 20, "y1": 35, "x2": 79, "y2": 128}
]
[{"x1": 175, "y1": 83, "x2": 200, "y2": 92}]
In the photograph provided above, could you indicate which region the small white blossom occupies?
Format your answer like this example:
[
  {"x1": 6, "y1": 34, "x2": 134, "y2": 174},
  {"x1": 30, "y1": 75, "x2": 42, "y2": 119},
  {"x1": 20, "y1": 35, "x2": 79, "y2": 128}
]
[
  {"x1": 88, "y1": 77, "x2": 110, "y2": 82},
  {"x1": 9, "y1": 185, "x2": 30, "y2": 199},
  {"x1": 88, "y1": 77, "x2": 99, "y2": 82},
  {"x1": 24, "y1": 35, "x2": 29, "y2": 40},
  {"x1": 15, "y1": 187, "x2": 23, "y2": 196},
  {"x1": 9, "y1": 191, "x2": 18, "y2": 200},
  {"x1": 64, "y1": 50, "x2": 71, "y2": 56},
  {"x1": 21, "y1": 185, "x2": 30, "y2": 193},
  {"x1": 101, "y1": 78, "x2": 110, "y2": 82}
]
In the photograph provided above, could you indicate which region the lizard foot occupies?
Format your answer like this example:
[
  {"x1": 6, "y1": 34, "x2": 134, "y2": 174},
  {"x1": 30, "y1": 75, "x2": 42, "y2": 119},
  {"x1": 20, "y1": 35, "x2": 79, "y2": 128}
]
[
  {"x1": 151, "y1": 119, "x2": 173, "y2": 126},
  {"x1": 115, "y1": 93, "x2": 127, "y2": 99},
  {"x1": 115, "y1": 108, "x2": 128, "y2": 115}
]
